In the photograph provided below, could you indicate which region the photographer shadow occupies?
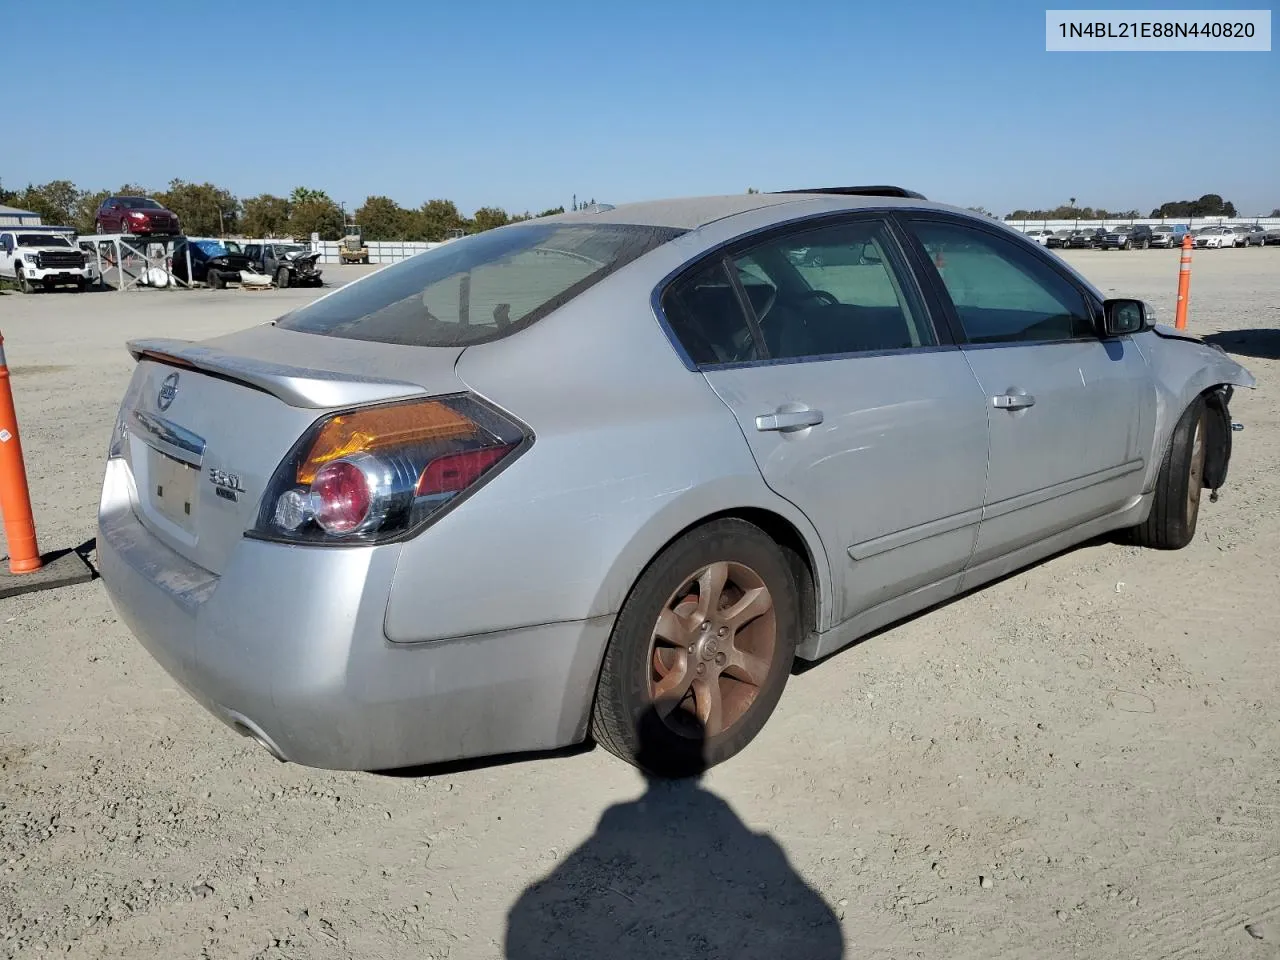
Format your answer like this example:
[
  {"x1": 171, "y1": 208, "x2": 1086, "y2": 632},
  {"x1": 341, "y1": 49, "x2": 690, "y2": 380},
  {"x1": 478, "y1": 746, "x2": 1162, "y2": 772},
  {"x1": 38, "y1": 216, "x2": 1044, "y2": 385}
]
[{"x1": 504, "y1": 709, "x2": 844, "y2": 959}]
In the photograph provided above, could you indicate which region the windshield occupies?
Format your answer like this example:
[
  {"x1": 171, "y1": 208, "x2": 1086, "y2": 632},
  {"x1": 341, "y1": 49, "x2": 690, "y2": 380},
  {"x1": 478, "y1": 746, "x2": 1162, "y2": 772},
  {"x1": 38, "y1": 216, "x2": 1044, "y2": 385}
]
[
  {"x1": 194, "y1": 240, "x2": 228, "y2": 257},
  {"x1": 277, "y1": 222, "x2": 684, "y2": 347},
  {"x1": 17, "y1": 234, "x2": 71, "y2": 247},
  {"x1": 276, "y1": 244, "x2": 309, "y2": 255},
  {"x1": 120, "y1": 197, "x2": 162, "y2": 209}
]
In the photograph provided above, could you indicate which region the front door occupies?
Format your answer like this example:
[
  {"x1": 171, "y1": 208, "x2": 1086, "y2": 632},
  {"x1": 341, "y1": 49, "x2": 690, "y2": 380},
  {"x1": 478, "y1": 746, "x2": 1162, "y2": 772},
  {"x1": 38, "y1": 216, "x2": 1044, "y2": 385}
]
[
  {"x1": 662, "y1": 215, "x2": 992, "y2": 624},
  {"x1": 901, "y1": 216, "x2": 1153, "y2": 567}
]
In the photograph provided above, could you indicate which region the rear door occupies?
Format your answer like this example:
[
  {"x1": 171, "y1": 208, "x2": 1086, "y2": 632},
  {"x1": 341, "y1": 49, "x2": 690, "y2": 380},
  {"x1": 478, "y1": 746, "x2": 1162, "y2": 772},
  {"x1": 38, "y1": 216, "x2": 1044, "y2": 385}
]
[
  {"x1": 662, "y1": 214, "x2": 991, "y2": 623},
  {"x1": 900, "y1": 215, "x2": 1153, "y2": 568}
]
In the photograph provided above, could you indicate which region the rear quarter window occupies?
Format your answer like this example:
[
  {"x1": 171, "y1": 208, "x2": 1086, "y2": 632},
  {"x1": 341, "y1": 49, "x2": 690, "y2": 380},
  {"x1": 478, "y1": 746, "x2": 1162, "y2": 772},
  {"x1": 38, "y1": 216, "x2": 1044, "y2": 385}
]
[{"x1": 276, "y1": 222, "x2": 684, "y2": 347}]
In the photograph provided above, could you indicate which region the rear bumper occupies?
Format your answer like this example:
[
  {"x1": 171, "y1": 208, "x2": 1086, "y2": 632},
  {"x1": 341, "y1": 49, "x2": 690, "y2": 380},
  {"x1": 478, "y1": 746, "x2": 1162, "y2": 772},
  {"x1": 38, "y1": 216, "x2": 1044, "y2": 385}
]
[{"x1": 97, "y1": 458, "x2": 612, "y2": 771}]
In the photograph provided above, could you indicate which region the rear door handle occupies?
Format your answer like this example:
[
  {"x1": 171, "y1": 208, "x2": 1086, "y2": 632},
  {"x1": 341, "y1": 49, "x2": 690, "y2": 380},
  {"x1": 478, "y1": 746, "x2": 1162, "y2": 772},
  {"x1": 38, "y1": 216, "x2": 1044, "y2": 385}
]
[
  {"x1": 991, "y1": 393, "x2": 1036, "y2": 410},
  {"x1": 756, "y1": 409, "x2": 824, "y2": 431}
]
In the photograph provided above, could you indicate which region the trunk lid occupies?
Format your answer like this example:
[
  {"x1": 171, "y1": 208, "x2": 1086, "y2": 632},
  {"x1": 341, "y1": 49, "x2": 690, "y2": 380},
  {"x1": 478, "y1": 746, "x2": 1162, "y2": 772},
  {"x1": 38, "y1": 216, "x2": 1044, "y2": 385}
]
[{"x1": 120, "y1": 325, "x2": 465, "y2": 574}]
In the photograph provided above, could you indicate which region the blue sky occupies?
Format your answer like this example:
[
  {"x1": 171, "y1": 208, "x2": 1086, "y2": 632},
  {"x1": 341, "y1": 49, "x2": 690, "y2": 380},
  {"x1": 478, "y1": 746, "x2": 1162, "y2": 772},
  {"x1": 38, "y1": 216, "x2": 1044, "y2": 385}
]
[{"x1": 7, "y1": 0, "x2": 1277, "y2": 216}]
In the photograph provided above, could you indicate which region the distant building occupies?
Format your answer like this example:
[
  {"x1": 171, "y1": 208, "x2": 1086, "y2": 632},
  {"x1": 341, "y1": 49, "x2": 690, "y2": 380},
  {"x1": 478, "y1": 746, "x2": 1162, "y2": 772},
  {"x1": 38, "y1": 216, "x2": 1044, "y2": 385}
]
[{"x1": 0, "y1": 204, "x2": 42, "y2": 227}]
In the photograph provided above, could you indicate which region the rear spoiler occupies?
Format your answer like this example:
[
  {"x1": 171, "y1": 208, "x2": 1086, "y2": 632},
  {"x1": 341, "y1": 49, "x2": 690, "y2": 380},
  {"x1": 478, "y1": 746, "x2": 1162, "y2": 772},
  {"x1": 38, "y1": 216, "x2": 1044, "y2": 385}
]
[{"x1": 127, "y1": 337, "x2": 429, "y2": 409}]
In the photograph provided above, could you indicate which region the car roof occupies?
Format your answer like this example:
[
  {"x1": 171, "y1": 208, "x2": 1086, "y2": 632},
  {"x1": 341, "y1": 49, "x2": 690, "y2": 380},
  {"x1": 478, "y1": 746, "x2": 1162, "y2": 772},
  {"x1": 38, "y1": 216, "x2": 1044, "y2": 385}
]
[{"x1": 541, "y1": 189, "x2": 954, "y2": 231}]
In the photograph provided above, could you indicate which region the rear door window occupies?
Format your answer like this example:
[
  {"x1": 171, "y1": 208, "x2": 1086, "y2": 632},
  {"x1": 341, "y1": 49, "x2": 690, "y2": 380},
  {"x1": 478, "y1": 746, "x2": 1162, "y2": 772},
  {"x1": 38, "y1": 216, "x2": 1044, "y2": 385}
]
[
  {"x1": 277, "y1": 222, "x2": 683, "y2": 347},
  {"x1": 731, "y1": 218, "x2": 935, "y2": 359}
]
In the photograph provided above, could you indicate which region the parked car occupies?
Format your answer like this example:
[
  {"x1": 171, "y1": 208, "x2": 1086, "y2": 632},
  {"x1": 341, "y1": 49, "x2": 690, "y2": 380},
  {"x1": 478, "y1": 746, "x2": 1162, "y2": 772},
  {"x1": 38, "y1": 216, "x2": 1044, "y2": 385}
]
[
  {"x1": 1195, "y1": 226, "x2": 1239, "y2": 249},
  {"x1": 171, "y1": 239, "x2": 256, "y2": 288},
  {"x1": 1022, "y1": 229, "x2": 1053, "y2": 246},
  {"x1": 1149, "y1": 226, "x2": 1179, "y2": 248},
  {"x1": 1099, "y1": 225, "x2": 1155, "y2": 250},
  {"x1": 242, "y1": 242, "x2": 323, "y2": 288},
  {"x1": 1263, "y1": 224, "x2": 1280, "y2": 246},
  {"x1": 1045, "y1": 229, "x2": 1073, "y2": 249},
  {"x1": 95, "y1": 196, "x2": 182, "y2": 236},
  {"x1": 1235, "y1": 224, "x2": 1267, "y2": 247},
  {"x1": 1067, "y1": 228, "x2": 1104, "y2": 249},
  {"x1": 97, "y1": 189, "x2": 1255, "y2": 778},
  {"x1": 0, "y1": 228, "x2": 95, "y2": 292}
]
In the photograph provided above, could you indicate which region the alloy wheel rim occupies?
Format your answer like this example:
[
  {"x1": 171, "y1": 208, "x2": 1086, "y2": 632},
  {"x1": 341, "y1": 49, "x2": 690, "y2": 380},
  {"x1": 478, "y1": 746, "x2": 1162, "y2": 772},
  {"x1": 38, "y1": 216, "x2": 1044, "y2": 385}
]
[
  {"x1": 1187, "y1": 418, "x2": 1206, "y2": 516},
  {"x1": 647, "y1": 561, "x2": 776, "y2": 740}
]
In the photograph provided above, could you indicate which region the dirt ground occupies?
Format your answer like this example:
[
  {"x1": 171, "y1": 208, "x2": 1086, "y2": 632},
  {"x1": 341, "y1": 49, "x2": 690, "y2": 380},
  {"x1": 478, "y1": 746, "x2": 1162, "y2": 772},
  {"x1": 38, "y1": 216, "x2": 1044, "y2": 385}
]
[{"x1": 1, "y1": 250, "x2": 1277, "y2": 959}]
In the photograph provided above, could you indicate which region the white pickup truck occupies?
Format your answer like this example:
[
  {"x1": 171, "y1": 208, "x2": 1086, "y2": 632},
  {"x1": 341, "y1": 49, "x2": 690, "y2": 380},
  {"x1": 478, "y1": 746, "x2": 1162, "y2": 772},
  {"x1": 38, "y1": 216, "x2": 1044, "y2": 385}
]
[{"x1": 0, "y1": 228, "x2": 97, "y2": 292}]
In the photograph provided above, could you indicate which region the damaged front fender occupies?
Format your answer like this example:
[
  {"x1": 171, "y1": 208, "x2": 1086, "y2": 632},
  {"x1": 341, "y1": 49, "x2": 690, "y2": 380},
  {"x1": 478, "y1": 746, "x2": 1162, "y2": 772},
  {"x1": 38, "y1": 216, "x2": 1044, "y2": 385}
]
[{"x1": 1135, "y1": 324, "x2": 1256, "y2": 493}]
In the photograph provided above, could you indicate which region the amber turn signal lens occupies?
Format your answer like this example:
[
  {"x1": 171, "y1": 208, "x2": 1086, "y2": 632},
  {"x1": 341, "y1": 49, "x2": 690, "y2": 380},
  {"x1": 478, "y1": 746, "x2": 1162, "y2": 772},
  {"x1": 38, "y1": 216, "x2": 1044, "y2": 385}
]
[{"x1": 296, "y1": 400, "x2": 476, "y2": 484}]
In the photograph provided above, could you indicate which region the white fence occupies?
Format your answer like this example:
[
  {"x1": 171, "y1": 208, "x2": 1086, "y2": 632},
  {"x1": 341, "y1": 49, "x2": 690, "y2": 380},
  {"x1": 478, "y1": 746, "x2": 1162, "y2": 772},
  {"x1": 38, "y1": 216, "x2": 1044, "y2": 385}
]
[{"x1": 315, "y1": 239, "x2": 448, "y2": 265}]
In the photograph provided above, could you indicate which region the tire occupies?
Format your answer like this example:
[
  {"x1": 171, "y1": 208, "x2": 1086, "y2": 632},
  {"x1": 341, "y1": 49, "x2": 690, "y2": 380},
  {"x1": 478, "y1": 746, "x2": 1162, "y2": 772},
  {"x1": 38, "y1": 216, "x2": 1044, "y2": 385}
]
[
  {"x1": 75, "y1": 278, "x2": 87, "y2": 292},
  {"x1": 16, "y1": 268, "x2": 33, "y2": 294},
  {"x1": 95, "y1": 221, "x2": 104, "y2": 234},
  {"x1": 1130, "y1": 396, "x2": 1208, "y2": 550},
  {"x1": 275, "y1": 267, "x2": 290, "y2": 289},
  {"x1": 208, "y1": 270, "x2": 224, "y2": 290},
  {"x1": 590, "y1": 518, "x2": 799, "y2": 778},
  {"x1": 119, "y1": 218, "x2": 131, "y2": 235}
]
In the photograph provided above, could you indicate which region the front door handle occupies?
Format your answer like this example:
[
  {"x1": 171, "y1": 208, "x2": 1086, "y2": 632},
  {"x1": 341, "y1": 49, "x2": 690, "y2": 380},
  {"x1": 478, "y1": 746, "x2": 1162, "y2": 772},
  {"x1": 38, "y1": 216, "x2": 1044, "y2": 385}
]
[
  {"x1": 756, "y1": 408, "x2": 824, "y2": 431},
  {"x1": 991, "y1": 393, "x2": 1036, "y2": 410}
]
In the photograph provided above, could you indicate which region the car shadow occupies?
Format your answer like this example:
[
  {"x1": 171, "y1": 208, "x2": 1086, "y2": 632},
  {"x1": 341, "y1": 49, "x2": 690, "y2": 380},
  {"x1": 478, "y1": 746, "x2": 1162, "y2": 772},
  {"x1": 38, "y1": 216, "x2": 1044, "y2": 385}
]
[
  {"x1": 503, "y1": 707, "x2": 845, "y2": 959},
  {"x1": 1203, "y1": 329, "x2": 1280, "y2": 361}
]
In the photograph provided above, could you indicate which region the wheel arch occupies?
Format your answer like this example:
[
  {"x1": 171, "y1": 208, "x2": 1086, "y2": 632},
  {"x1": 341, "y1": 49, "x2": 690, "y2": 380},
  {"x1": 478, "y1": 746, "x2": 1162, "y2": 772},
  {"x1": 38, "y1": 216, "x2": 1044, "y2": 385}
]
[{"x1": 588, "y1": 488, "x2": 833, "y2": 645}]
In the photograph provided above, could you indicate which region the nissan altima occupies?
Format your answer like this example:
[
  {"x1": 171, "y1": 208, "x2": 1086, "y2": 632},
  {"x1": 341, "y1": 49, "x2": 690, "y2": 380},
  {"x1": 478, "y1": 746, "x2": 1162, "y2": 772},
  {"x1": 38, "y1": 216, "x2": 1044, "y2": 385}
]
[{"x1": 98, "y1": 187, "x2": 1255, "y2": 777}]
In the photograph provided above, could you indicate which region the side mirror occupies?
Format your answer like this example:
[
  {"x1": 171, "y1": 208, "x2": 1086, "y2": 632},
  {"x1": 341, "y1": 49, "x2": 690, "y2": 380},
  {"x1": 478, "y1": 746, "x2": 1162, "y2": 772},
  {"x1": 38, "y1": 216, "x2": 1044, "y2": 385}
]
[{"x1": 1102, "y1": 298, "x2": 1152, "y2": 336}]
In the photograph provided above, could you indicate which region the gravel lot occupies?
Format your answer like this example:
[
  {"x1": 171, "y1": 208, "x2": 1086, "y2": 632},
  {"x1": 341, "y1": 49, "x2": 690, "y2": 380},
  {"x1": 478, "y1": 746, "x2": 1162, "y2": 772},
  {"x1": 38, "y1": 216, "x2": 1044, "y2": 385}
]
[{"x1": 1, "y1": 250, "x2": 1278, "y2": 959}]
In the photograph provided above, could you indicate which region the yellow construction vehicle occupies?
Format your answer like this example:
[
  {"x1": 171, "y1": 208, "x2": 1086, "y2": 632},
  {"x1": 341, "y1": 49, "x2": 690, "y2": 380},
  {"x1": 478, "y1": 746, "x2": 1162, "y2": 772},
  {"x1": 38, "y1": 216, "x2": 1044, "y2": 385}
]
[{"x1": 339, "y1": 221, "x2": 369, "y2": 264}]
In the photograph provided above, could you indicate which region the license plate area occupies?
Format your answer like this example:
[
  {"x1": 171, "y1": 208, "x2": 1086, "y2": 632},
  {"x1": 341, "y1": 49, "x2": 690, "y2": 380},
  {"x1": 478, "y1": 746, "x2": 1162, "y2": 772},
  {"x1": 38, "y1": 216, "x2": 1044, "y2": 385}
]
[{"x1": 149, "y1": 449, "x2": 199, "y2": 533}]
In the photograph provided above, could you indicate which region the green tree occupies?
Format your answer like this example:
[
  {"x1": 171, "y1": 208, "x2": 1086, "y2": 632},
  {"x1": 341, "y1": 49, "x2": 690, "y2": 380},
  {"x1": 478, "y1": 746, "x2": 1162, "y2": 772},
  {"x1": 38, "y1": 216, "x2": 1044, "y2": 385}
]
[
  {"x1": 289, "y1": 186, "x2": 332, "y2": 205},
  {"x1": 412, "y1": 199, "x2": 465, "y2": 241},
  {"x1": 536, "y1": 206, "x2": 565, "y2": 217},
  {"x1": 355, "y1": 195, "x2": 410, "y2": 240},
  {"x1": 471, "y1": 206, "x2": 511, "y2": 233},
  {"x1": 242, "y1": 194, "x2": 292, "y2": 237},
  {"x1": 1271, "y1": 208, "x2": 1280, "y2": 217},
  {"x1": 746, "y1": 187, "x2": 760, "y2": 194},
  {"x1": 1152, "y1": 193, "x2": 1237, "y2": 219},
  {"x1": 0, "y1": 179, "x2": 16, "y2": 205},
  {"x1": 157, "y1": 179, "x2": 240, "y2": 236},
  {"x1": 13, "y1": 180, "x2": 82, "y2": 227},
  {"x1": 289, "y1": 196, "x2": 344, "y2": 240}
]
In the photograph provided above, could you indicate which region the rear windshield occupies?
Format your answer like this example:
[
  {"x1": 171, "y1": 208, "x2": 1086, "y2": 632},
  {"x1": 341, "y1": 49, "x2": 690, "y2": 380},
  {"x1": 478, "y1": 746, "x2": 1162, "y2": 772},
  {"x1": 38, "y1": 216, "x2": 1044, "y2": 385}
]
[{"x1": 276, "y1": 222, "x2": 684, "y2": 346}]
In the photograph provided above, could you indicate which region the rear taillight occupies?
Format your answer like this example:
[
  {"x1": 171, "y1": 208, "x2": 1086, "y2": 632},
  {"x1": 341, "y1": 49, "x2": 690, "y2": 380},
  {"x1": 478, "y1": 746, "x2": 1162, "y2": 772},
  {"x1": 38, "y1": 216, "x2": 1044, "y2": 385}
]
[{"x1": 250, "y1": 394, "x2": 529, "y2": 545}]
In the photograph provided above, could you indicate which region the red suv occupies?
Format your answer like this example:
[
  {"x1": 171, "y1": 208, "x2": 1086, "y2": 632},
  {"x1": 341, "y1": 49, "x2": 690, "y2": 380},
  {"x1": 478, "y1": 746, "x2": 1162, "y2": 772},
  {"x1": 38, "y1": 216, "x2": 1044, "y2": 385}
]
[{"x1": 95, "y1": 196, "x2": 182, "y2": 236}]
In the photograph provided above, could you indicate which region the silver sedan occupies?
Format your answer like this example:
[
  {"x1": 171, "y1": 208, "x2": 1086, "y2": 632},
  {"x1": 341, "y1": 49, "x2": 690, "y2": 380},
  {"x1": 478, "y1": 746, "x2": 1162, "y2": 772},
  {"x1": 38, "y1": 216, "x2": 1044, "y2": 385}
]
[{"x1": 98, "y1": 188, "x2": 1255, "y2": 777}]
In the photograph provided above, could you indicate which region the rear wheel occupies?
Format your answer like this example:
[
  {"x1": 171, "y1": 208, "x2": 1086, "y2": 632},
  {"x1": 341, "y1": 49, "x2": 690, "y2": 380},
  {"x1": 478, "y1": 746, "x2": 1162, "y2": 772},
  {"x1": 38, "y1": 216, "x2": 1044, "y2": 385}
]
[
  {"x1": 591, "y1": 518, "x2": 799, "y2": 778},
  {"x1": 208, "y1": 269, "x2": 225, "y2": 290},
  {"x1": 275, "y1": 267, "x2": 290, "y2": 289},
  {"x1": 1130, "y1": 396, "x2": 1208, "y2": 550}
]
